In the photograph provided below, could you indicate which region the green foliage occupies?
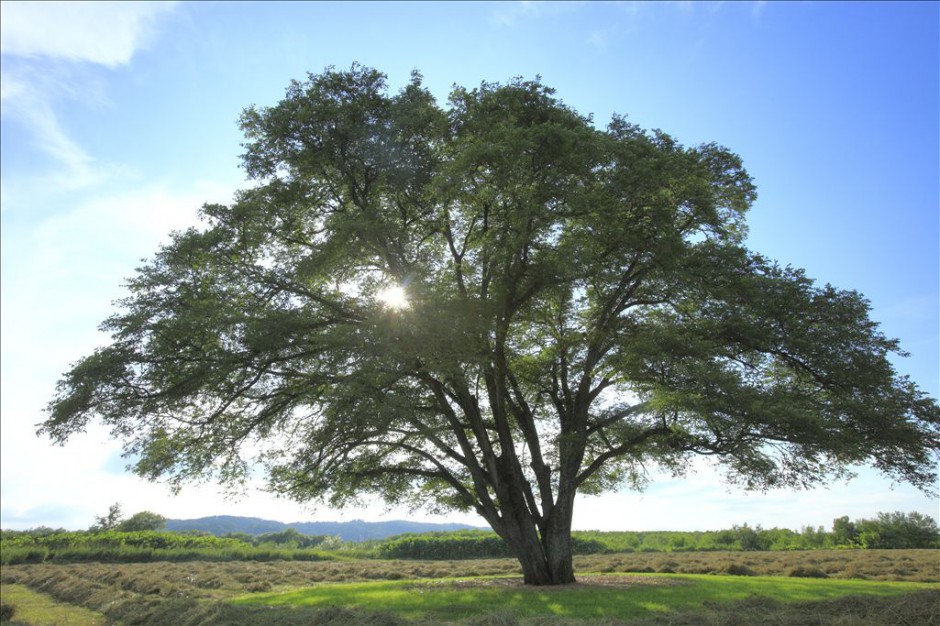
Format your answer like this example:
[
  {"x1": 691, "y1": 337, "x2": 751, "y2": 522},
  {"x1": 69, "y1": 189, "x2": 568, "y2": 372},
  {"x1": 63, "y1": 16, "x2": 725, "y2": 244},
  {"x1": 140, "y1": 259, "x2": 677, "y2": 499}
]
[
  {"x1": 376, "y1": 531, "x2": 514, "y2": 560},
  {"x1": 3, "y1": 510, "x2": 934, "y2": 566},
  {"x1": 91, "y1": 503, "x2": 123, "y2": 532},
  {"x1": 253, "y1": 528, "x2": 334, "y2": 549},
  {"x1": 733, "y1": 524, "x2": 772, "y2": 551},
  {"x1": 118, "y1": 511, "x2": 167, "y2": 532},
  {"x1": 88, "y1": 505, "x2": 166, "y2": 533},
  {"x1": 0, "y1": 527, "x2": 64, "y2": 540},
  {"x1": 854, "y1": 511, "x2": 940, "y2": 549},
  {"x1": 373, "y1": 527, "x2": 837, "y2": 559},
  {"x1": 832, "y1": 515, "x2": 858, "y2": 546},
  {"x1": 42, "y1": 65, "x2": 940, "y2": 584},
  {"x1": 371, "y1": 510, "x2": 938, "y2": 559},
  {"x1": 0, "y1": 530, "x2": 339, "y2": 565}
]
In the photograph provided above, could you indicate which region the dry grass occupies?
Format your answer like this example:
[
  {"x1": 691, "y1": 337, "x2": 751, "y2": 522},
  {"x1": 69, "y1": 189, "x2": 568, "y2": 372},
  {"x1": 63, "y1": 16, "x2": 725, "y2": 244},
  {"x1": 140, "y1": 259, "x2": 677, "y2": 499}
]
[
  {"x1": 0, "y1": 583, "x2": 107, "y2": 625},
  {"x1": 627, "y1": 589, "x2": 940, "y2": 626},
  {"x1": 0, "y1": 550, "x2": 936, "y2": 624},
  {"x1": 574, "y1": 548, "x2": 940, "y2": 582}
]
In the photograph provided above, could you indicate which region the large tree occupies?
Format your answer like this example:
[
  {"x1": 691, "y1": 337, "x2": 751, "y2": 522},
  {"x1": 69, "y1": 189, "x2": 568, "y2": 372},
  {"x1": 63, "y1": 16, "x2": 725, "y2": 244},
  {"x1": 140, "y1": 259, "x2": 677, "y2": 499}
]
[{"x1": 44, "y1": 66, "x2": 939, "y2": 585}]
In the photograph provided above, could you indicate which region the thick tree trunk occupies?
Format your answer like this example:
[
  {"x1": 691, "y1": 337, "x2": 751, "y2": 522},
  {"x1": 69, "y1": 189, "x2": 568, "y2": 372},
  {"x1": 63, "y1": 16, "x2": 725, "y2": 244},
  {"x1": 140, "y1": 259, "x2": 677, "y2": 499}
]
[
  {"x1": 501, "y1": 501, "x2": 576, "y2": 585},
  {"x1": 543, "y1": 514, "x2": 575, "y2": 584}
]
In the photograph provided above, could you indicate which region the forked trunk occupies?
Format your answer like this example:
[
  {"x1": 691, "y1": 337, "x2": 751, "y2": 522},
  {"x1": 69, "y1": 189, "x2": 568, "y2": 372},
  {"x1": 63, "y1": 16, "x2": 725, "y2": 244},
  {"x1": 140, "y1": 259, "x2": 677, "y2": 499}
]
[{"x1": 501, "y1": 501, "x2": 576, "y2": 585}]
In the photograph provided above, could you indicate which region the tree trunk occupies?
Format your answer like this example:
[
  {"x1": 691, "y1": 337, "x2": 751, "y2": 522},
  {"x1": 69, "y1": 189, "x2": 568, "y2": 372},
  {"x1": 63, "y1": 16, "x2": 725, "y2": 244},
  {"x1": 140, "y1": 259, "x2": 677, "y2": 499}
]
[
  {"x1": 502, "y1": 503, "x2": 576, "y2": 585},
  {"x1": 543, "y1": 518, "x2": 575, "y2": 585}
]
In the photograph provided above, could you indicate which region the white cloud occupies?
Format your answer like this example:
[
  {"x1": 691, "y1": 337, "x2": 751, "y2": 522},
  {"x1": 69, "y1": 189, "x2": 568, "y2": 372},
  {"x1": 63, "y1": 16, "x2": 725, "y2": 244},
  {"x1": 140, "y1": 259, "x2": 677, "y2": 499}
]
[
  {"x1": 0, "y1": 67, "x2": 26, "y2": 101},
  {"x1": 0, "y1": 1, "x2": 179, "y2": 198},
  {"x1": 0, "y1": 1, "x2": 177, "y2": 67},
  {"x1": 1, "y1": 181, "x2": 232, "y2": 362},
  {"x1": 575, "y1": 459, "x2": 938, "y2": 532},
  {"x1": 491, "y1": 1, "x2": 585, "y2": 27},
  {"x1": 0, "y1": 181, "x2": 241, "y2": 531},
  {"x1": 0, "y1": 73, "x2": 103, "y2": 191}
]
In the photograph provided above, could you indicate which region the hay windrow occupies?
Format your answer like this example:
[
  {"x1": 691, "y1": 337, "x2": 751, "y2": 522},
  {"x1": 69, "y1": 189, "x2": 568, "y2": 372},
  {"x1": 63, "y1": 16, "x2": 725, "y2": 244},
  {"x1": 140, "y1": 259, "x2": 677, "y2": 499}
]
[{"x1": 1, "y1": 550, "x2": 937, "y2": 624}]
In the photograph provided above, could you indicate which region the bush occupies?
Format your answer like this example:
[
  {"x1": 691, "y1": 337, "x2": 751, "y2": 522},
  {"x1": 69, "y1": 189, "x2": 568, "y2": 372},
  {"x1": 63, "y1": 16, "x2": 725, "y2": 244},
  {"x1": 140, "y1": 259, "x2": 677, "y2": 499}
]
[
  {"x1": 376, "y1": 531, "x2": 513, "y2": 560},
  {"x1": 0, "y1": 603, "x2": 15, "y2": 621}
]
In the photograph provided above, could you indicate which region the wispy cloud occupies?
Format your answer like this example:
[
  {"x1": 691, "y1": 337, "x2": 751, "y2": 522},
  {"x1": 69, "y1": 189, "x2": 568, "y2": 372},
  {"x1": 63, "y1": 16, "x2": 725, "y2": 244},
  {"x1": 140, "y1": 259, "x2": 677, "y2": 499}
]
[
  {"x1": 0, "y1": 180, "x2": 233, "y2": 531},
  {"x1": 0, "y1": 68, "x2": 103, "y2": 192},
  {"x1": 490, "y1": 0, "x2": 540, "y2": 27},
  {"x1": 0, "y1": 2, "x2": 178, "y2": 198},
  {"x1": 491, "y1": 0, "x2": 586, "y2": 27},
  {"x1": 1, "y1": 1, "x2": 176, "y2": 67}
]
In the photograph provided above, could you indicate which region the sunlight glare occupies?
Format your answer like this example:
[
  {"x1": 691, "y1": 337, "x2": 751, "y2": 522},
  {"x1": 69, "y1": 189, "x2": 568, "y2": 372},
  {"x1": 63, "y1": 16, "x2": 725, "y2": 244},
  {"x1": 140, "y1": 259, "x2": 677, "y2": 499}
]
[{"x1": 377, "y1": 285, "x2": 409, "y2": 310}]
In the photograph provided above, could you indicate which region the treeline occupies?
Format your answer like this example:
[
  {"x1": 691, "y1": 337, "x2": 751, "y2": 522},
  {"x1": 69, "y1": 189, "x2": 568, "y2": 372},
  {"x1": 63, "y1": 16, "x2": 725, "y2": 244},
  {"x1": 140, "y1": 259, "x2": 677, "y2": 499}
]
[
  {"x1": 581, "y1": 511, "x2": 939, "y2": 553},
  {"x1": 375, "y1": 532, "x2": 604, "y2": 559},
  {"x1": 358, "y1": 511, "x2": 940, "y2": 560},
  {"x1": 2, "y1": 511, "x2": 935, "y2": 565},
  {"x1": 0, "y1": 529, "x2": 345, "y2": 565}
]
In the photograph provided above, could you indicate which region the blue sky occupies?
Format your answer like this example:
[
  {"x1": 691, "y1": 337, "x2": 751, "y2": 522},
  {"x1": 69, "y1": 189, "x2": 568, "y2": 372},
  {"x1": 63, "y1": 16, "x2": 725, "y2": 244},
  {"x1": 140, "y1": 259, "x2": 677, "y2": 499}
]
[{"x1": 2, "y1": 1, "x2": 937, "y2": 532}]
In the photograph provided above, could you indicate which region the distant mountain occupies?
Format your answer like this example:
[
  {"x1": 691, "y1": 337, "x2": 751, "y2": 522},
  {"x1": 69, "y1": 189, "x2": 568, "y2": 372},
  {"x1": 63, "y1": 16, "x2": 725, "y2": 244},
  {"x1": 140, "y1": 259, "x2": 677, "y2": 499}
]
[
  {"x1": 166, "y1": 516, "x2": 285, "y2": 536},
  {"x1": 165, "y1": 515, "x2": 484, "y2": 541}
]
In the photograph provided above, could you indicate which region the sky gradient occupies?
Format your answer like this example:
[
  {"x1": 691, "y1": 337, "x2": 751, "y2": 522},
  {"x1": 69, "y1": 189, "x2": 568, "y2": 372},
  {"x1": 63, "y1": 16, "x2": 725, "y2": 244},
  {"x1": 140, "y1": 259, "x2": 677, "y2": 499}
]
[{"x1": 2, "y1": 1, "x2": 937, "y2": 532}]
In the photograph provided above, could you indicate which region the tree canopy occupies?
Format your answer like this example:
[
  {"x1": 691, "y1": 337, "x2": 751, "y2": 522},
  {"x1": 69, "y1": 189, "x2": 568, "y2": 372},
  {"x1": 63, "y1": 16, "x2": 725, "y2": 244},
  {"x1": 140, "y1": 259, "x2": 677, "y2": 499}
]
[
  {"x1": 89, "y1": 504, "x2": 166, "y2": 532},
  {"x1": 118, "y1": 511, "x2": 168, "y2": 533},
  {"x1": 44, "y1": 66, "x2": 939, "y2": 585}
]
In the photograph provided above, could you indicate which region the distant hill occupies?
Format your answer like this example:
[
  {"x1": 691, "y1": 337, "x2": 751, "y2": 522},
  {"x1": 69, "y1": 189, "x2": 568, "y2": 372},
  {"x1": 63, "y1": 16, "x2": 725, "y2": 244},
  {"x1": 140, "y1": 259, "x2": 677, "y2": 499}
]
[{"x1": 165, "y1": 515, "x2": 484, "y2": 541}]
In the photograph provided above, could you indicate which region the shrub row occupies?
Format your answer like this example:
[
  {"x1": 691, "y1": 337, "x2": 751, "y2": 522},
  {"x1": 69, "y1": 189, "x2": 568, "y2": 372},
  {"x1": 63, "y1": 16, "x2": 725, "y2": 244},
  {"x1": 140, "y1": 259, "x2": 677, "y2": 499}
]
[
  {"x1": 371, "y1": 518, "x2": 939, "y2": 560},
  {"x1": 3, "y1": 512, "x2": 934, "y2": 564},
  {"x1": 2, "y1": 529, "x2": 248, "y2": 551},
  {"x1": 374, "y1": 531, "x2": 603, "y2": 559},
  {"x1": 0, "y1": 531, "x2": 339, "y2": 565}
]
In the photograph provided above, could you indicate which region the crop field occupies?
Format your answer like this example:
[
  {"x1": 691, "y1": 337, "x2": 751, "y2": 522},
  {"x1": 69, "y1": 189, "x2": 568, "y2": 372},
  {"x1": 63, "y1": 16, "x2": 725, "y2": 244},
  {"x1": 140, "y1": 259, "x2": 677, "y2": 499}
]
[{"x1": 1, "y1": 550, "x2": 937, "y2": 624}]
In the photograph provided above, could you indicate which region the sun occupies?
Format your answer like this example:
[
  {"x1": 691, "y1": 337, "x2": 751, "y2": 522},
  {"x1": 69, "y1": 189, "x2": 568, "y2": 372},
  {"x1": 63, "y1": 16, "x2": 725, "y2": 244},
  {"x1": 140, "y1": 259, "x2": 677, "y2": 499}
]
[{"x1": 376, "y1": 285, "x2": 409, "y2": 310}]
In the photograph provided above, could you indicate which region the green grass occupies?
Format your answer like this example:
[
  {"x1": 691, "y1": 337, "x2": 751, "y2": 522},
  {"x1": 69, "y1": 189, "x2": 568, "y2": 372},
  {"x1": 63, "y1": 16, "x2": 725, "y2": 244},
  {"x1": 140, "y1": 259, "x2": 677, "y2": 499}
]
[
  {"x1": 0, "y1": 583, "x2": 107, "y2": 625},
  {"x1": 3, "y1": 553, "x2": 936, "y2": 624},
  {"x1": 231, "y1": 573, "x2": 936, "y2": 623}
]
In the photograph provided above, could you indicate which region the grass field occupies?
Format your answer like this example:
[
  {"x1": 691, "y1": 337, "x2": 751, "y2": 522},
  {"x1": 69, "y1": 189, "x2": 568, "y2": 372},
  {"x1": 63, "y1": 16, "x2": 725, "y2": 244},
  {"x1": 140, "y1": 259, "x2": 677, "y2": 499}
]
[
  {"x1": 232, "y1": 574, "x2": 937, "y2": 623},
  {"x1": 0, "y1": 584, "x2": 106, "y2": 625},
  {"x1": 1, "y1": 550, "x2": 937, "y2": 624}
]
